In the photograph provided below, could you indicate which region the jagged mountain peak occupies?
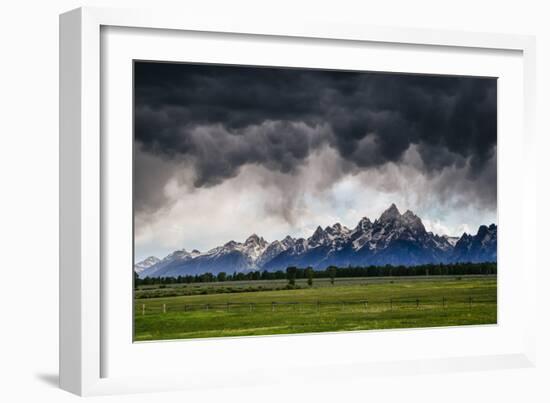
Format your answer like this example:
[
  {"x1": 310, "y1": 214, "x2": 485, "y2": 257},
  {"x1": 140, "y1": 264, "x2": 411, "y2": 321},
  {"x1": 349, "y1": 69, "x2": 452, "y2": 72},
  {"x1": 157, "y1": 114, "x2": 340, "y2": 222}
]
[
  {"x1": 477, "y1": 224, "x2": 497, "y2": 236},
  {"x1": 139, "y1": 256, "x2": 160, "y2": 265},
  {"x1": 326, "y1": 222, "x2": 350, "y2": 235},
  {"x1": 401, "y1": 209, "x2": 425, "y2": 231},
  {"x1": 245, "y1": 233, "x2": 267, "y2": 246},
  {"x1": 320, "y1": 223, "x2": 349, "y2": 242},
  {"x1": 311, "y1": 225, "x2": 326, "y2": 238},
  {"x1": 164, "y1": 249, "x2": 191, "y2": 260},
  {"x1": 452, "y1": 224, "x2": 497, "y2": 263},
  {"x1": 331, "y1": 222, "x2": 351, "y2": 233},
  {"x1": 282, "y1": 235, "x2": 295, "y2": 245},
  {"x1": 134, "y1": 256, "x2": 161, "y2": 274},
  {"x1": 309, "y1": 226, "x2": 329, "y2": 245},
  {"x1": 332, "y1": 222, "x2": 348, "y2": 231},
  {"x1": 356, "y1": 216, "x2": 373, "y2": 231},
  {"x1": 379, "y1": 203, "x2": 401, "y2": 221}
]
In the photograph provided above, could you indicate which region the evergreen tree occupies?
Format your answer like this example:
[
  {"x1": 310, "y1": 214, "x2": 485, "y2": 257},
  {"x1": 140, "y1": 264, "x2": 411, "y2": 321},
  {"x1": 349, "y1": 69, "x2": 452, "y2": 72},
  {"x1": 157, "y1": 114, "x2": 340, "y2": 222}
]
[
  {"x1": 306, "y1": 267, "x2": 314, "y2": 287},
  {"x1": 286, "y1": 266, "x2": 297, "y2": 286}
]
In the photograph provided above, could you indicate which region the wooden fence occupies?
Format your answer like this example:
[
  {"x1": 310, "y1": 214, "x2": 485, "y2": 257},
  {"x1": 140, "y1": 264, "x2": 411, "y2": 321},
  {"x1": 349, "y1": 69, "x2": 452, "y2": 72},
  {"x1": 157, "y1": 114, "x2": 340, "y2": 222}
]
[{"x1": 137, "y1": 296, "x2": 496, "y2": 315}]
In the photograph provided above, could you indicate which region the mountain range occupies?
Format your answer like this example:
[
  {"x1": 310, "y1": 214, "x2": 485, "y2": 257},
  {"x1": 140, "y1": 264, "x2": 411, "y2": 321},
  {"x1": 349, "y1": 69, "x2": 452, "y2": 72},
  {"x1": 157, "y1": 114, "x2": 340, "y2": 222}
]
[{"x1": 136, "y1": 204, "x2": 497, "y2": 278}]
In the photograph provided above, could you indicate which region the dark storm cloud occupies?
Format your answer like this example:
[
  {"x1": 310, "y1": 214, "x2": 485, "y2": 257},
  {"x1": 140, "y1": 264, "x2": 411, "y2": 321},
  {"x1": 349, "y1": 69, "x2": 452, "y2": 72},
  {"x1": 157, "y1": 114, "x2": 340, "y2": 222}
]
[{"x1": 134, "y1": 62, "x2": 496, "y2": 212}]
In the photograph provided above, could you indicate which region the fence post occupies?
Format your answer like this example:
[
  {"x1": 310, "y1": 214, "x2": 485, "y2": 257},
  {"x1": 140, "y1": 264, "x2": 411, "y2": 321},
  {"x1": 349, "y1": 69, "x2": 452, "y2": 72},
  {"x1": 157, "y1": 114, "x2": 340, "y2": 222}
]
[
  {"x1": 364, "y1": 300, "x2": 368, "y2": 312},
  {"x1": 249, "y1": 303, "x2": 253, "y2": 312},
  {"x1": 205, "y1": 304, "x2": 209, "y2": 311},
  {"x1": 142, "y1": 304, "x2": 145, "y2": 316},
  {"x1": 163, "y1": 303, "x2": 166, "y2": 314},
  {"x1": 442, "y1": 297, "x2": 446, "y2": 309}
]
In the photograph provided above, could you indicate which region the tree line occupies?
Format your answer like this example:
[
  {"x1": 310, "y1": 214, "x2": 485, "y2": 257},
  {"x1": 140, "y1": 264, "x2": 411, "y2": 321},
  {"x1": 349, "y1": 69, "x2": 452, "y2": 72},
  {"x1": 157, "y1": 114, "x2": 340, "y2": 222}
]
[{"x1": 134, "y1": 262, "x2": 497, "y2": 287}]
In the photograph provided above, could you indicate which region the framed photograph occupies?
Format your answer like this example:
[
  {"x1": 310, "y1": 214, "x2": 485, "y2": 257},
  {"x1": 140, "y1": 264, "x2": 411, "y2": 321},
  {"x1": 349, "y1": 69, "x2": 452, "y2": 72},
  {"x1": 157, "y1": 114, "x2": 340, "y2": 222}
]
[
  {"x1": 60, "y1": 7, "x2": 537, "y2": 396},
  {"x1": 132, "y1": 61, "x2": 499, "y2": 342}
]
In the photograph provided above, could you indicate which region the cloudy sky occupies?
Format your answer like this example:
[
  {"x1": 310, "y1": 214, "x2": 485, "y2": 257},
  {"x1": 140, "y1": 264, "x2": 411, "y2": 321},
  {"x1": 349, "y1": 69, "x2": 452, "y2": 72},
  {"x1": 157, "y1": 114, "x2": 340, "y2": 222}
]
[{"x1": 134, "y1": 61, "x2": 497, "y2": 261}]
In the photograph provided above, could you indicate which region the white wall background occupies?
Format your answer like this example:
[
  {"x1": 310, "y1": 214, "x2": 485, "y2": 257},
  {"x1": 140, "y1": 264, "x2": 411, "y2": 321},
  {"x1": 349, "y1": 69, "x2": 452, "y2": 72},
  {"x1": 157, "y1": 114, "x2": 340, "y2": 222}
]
[{"x1": 0, "y1": 1, "x2": 548, "y2": 402}]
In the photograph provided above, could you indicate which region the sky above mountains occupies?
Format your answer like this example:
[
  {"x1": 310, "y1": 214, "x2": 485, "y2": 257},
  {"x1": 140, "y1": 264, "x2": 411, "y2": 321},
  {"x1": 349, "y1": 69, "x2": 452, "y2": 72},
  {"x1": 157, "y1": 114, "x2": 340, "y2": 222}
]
[{"x1": 134, "y1": 62, "x2": 497, "y2": 261}]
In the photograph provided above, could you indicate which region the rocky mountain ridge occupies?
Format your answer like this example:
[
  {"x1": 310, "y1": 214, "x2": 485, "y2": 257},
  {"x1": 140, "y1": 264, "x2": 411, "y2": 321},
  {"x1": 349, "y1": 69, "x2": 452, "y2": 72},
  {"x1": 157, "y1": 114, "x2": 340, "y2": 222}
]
[{"x1": 137, "y1": 204, "x2": 497, "y2": 278}]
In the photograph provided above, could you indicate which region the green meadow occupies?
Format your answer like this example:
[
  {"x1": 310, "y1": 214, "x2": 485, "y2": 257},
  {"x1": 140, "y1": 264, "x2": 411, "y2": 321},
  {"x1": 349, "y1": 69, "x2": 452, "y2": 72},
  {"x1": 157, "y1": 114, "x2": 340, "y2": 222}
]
[{"x1": 134, "y1": 276, "x2": 496, "y2": 341}]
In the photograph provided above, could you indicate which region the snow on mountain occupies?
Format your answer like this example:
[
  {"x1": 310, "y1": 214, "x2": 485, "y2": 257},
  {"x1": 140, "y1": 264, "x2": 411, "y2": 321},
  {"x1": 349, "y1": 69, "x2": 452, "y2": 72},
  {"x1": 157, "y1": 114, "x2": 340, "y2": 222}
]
[
  {"x1": 308, "y1": 226, "x2": 330, "y2": 247},
  {"x1": 134, "y1": 256, "x2": 160, "y2": 274},
  {"x1": 242, "y1": 234, "x2": 269, "y2": 260},
  {"x1": 200, "y1": 234, "x2": 269, "y2": 262},
  {"x1": 137, "y1": 249, "x2": 194, "y2": 278},
  {"x1": 137, "y1": 204, "x2": 497, "y2": 278},
  {"x1": 443, "y1": 235, "x2": 460, "y2": 247},
  {"x1": 256, "y1": 235, "x2": 296, "y2": 267}
]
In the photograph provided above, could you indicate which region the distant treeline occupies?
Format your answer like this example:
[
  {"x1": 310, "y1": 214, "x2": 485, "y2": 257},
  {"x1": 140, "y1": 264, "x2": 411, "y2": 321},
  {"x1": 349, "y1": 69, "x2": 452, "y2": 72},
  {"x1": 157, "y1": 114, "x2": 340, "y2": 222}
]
[{"x1": 134, "y1": 262, "x2": 497, "y2": 286}]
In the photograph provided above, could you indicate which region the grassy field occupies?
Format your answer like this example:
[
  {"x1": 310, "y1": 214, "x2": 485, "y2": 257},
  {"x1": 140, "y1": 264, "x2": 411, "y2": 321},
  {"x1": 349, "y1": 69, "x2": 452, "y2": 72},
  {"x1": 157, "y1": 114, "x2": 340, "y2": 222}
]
[{"x1": 134, "y1": 276, "x2": 497, "y2": 341}]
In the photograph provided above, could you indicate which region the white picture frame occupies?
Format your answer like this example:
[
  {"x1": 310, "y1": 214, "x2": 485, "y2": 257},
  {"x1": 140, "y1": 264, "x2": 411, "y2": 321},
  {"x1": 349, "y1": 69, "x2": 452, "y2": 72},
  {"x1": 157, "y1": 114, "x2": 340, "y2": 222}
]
[{"x1": 59, "y1": 6, "x2": 537, "y2": 396}]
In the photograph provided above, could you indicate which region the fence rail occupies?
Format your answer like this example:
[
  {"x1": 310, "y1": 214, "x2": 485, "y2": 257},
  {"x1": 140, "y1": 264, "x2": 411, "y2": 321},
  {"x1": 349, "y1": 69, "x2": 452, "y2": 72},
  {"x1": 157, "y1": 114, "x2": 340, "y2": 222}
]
[{"x1": 136, "y1": 296, "x2": 497, "y2": 315}]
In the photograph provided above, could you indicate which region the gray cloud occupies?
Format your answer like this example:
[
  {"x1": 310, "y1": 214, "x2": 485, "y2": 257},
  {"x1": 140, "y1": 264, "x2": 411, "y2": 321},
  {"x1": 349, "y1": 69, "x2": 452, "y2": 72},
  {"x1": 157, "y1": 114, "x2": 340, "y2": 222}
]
[{"x1": 134, "y1": 62, "x2": 496, "y2": 219}]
